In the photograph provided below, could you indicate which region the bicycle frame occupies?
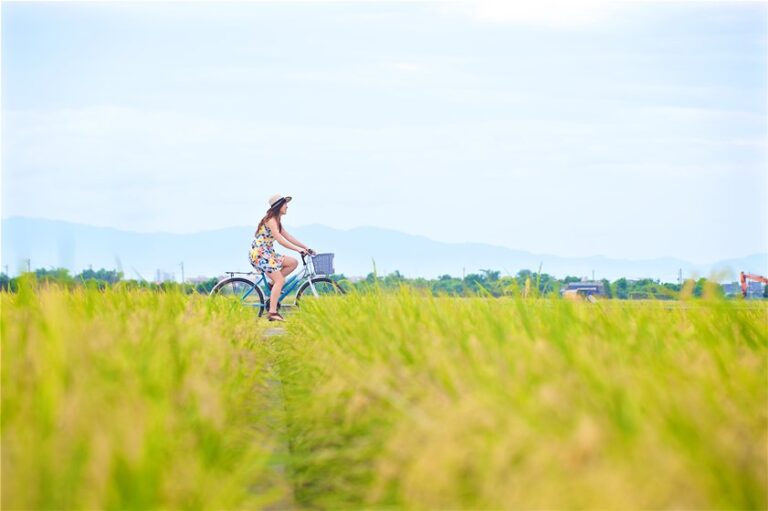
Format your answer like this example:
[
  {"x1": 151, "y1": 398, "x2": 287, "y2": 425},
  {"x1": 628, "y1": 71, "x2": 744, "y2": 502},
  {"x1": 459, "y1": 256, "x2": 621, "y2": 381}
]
[{"x1": 236, "y1": 254, "x2": 322, "y2": 309}]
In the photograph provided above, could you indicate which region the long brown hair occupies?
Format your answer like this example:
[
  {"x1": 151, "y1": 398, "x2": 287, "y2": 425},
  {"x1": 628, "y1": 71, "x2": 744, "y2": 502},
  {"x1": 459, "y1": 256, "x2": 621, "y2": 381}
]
[{"x1": 256, "y1": 206, "x2": 283, "y2": 235}]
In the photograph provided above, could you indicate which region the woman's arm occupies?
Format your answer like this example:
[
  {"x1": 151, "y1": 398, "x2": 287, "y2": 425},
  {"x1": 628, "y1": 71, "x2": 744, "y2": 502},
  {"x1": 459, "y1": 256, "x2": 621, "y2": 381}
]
[
  {"x1": 266, "y1": 219, "x2": 304, "y2": 252},
  {"x1": 281, "y1": 229, "x2": 310, "y2": 252}
]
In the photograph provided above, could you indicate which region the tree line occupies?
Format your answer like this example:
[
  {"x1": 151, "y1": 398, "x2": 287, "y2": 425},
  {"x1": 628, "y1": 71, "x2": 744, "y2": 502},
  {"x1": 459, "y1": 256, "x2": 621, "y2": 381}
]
[
  {"x1": 1, "y1": 266, "x2": 756, "y2": 300},
  {"x1": 0, "y1": 268, "x2": 219, "y2": 295},
  {"x1": 338, "y1": 269, "x2": 722, "y2": 299}
]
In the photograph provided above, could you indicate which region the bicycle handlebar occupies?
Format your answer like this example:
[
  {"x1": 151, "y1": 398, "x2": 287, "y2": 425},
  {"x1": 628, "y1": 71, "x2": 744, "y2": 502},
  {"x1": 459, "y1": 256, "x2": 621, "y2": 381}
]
[{"x1": 300, "y1": 250, "x2": 317, "y2": 265}]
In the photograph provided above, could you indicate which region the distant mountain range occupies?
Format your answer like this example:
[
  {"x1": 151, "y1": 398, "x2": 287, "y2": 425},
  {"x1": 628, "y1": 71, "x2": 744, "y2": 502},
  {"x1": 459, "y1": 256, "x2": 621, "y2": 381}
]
[{"x1": 1, "y1": 217, "x2": 765, "y2": 282}]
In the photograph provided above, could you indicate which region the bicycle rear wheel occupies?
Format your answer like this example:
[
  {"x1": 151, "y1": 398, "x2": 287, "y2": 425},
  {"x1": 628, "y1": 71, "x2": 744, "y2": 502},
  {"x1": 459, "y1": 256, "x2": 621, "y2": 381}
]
[
  {"x1": 210, "y1": 277, "x2": 266, "y2": 316},
  {"x1": 296, "y1": 277, "x2": 345, "y2": 304}
]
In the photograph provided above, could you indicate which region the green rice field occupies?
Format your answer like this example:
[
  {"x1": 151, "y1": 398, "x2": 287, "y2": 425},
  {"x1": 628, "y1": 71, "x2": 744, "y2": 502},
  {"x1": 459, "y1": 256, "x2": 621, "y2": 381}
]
[{"x1": 2, "y1": 281, "x2": 766, "y2": 509}]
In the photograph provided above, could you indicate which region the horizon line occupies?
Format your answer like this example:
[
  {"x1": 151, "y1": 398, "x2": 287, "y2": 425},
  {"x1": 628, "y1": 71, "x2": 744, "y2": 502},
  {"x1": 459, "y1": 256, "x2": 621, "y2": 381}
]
[{"x1": 2, "y1": 215, "x2": 766, "y2": 267}]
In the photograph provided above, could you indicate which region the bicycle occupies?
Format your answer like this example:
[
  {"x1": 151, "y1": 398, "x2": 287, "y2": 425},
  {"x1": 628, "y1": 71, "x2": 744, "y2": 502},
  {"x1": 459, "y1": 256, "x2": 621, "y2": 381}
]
[{"x1": 209, "y1": 252, "x2": 345, "y2": 316}]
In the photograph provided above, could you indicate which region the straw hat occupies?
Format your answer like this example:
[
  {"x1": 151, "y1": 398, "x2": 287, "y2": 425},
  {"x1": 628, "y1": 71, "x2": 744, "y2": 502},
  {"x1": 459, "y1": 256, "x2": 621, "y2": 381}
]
[{"x1": 268, "y1": 194, "x2": 292, "y2": 209}]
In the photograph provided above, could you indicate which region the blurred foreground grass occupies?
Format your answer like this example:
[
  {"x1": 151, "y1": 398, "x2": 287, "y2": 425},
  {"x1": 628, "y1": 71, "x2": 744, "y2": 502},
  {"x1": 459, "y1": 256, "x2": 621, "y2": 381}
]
[
  {"x1": 2, "y1": 281, "x2": 284, "y2": 510},
  {"x1": 278, "y1": 291, "x2": 767, "y2": 509},
  {"x1": 3, "y1": 282, "x2": 766, "y2": 510}
]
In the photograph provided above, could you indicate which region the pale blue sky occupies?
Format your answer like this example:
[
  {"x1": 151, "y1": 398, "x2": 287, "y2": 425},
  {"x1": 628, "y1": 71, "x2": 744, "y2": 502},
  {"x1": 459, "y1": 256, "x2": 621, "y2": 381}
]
[{"x1": 2, "y1": 1, "x2": 766, "y2": 263}]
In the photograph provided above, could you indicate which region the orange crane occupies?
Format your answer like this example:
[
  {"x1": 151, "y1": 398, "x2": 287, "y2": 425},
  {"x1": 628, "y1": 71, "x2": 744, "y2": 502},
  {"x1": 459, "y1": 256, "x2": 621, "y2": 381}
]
[{"x1": 740, "y1": 271, "x2": 768, "y2": 298}]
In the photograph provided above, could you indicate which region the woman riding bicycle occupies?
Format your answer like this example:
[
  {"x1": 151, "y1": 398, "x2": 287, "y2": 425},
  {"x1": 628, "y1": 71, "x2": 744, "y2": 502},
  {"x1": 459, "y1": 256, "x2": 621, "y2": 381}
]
[{"x1": 249, "y1": 194, "x2": 315, "y2": 322}]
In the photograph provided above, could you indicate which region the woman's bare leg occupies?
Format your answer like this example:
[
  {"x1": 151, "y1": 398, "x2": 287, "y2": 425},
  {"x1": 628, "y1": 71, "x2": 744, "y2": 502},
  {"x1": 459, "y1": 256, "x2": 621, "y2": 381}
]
[
  {"x1": 280, "y1": 256, "x2": 298, "y2": 278},
  {"x1": 267, "y1": 271, "x2": 285, "y2": 314}
]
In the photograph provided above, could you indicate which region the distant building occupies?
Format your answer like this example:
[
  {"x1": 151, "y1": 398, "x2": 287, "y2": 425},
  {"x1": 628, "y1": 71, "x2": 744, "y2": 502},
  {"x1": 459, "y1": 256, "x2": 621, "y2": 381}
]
[
  {"x1": 721, "y1": 281, "x2": 765, "y2": 298},
  {"x1": 746, "y1": 281, "x2": 765, "y2": 298},
  {"x1": 721, "y1": 282, "x2": 741, "y2": 296},
  {"x1": 188, "y1": 276, "x2": 210, "y2": 284},
  {"x1": 155, "y1": 270, "x2": 176, "y2": 283},
  {"x1": 561, "y1": 281, "x2": 606, "y2": 297}
]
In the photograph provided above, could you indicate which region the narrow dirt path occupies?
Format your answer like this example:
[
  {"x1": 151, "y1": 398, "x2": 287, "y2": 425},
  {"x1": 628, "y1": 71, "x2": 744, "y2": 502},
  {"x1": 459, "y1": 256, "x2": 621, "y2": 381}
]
[{"x1": 261, "y1": 327, "x2": 296, "y2": 510}]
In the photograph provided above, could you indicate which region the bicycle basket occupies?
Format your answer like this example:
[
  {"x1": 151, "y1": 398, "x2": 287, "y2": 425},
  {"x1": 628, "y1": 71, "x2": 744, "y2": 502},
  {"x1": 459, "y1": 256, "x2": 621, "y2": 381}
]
[{"x1": 311, "y1": 253, "x2": 334, "y2": 275}]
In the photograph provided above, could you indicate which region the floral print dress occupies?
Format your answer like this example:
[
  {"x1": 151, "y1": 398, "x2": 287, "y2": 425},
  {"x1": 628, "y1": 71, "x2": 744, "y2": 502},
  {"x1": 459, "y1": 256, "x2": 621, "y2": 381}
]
[{"x1": 249, "y1": 224, "x2": 285, "y2": 273}]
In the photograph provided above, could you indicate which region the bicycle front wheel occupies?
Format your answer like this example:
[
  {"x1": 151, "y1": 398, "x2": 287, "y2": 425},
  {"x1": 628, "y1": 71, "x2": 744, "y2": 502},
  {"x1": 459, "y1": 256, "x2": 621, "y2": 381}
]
[
  {"x1": 296, "y1": 277, "x2": 345, "y2": 304},
  {"x1": 210, "y1": 277, "x2": 265, "y2": 315}
]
